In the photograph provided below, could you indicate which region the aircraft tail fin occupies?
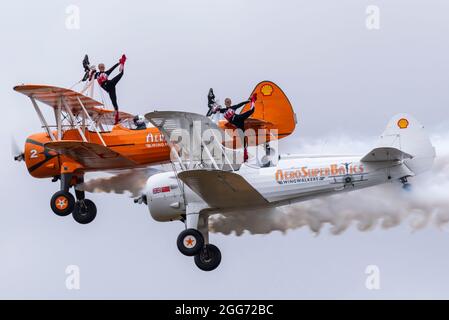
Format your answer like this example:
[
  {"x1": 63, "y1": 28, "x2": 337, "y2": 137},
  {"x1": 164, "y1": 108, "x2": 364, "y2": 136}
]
[
  {"x1": 361, "y1": 114, "x2": 435, "y2": 175},
  {"x1": 240, "y1": 81, "x2": 297, "y2": 140}
]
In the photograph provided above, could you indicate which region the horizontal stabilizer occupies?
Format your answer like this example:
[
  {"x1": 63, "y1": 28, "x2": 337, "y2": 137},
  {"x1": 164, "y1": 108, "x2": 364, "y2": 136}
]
[
  {"x1": 362, "y1": 114, "x2": 435, "y2": 174},
  {"x1": 361, "y1": 147, "x2": 413, "y2": 162}
]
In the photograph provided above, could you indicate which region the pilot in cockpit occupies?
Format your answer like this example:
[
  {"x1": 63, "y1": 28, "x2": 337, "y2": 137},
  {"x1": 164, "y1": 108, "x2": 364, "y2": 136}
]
[{"x1": 133, "y1": 115, "x2": 147, "y2": 130}]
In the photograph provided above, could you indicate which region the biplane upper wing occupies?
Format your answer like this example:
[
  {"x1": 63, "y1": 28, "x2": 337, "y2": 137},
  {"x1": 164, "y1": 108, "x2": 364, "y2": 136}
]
[
  {"x1": 14, "y1": 84, "x2": 103, "y2": 109},
  {"x1": 178, "y1": 169, "x2": 268, "y2": 209},
  {"x1": 45, "y1": 141, "x2": 136, "y2": 170},
  {"x1": 145, "y1": 111, "x2": 237, "y2": 169},
  {"x1": 14, "y1": 84, "x2": 134, "y2": 125},
  {"x1": 145, "y1": 111, "x2": 221, "y2": 143}
]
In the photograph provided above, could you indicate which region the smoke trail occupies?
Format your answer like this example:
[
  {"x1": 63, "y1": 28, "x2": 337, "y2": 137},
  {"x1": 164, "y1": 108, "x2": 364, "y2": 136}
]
[
  {"x1": 79, "y1": 167, "x2": 161, "y2": 197},
  {"x1": 209, "y1": 133, "x2": 449, "y2": 236}
]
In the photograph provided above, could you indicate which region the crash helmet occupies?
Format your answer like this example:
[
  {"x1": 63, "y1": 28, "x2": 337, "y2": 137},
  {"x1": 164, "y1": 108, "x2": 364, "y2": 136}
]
[{"x1": 133, "y1": 115, "x2": 145, "y2": 126}]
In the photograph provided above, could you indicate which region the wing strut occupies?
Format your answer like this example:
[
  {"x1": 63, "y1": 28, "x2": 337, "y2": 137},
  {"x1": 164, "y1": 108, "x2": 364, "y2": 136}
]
[
  {"x1": 56, "y1": 98, "x2": 62, "y2": 140},
  {"x1": 61, "y1": 97, "x2": 88, "y2": 142},
  {"x1": 145, "y1": 111, "x2": 241, "y2": 171},
  {"x1": 30, "y1": 97, "x2": 56, "y2": 141},
  {"x1": 76, "y1": 96, "x2": 107, "y2": 146}
]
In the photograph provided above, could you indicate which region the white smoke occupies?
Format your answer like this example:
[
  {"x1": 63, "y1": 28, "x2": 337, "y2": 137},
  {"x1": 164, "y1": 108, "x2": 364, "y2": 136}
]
[
  {"x1": 209, "y1": 133, "x2": 449, "y2": 236},
  {"x1": 80, "y1": 167, "x2": 161, "y2": 197}
]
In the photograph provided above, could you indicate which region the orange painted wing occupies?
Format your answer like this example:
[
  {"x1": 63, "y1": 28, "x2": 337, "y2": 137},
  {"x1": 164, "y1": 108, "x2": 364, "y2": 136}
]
[
  {"x1": 14, "y1": 84, "x2": 134, "y2": 125},
  {"x1": 14, "y1": 84, "x2": 103, "y2": 109},
  {"x1": 45, "y1": 141, "x2": 136, "y2": 170}
]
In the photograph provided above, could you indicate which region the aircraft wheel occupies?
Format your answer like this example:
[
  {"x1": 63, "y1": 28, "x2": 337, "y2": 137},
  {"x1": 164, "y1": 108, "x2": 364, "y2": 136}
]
[
  {"x1": 50, "y1": 191, "x2": 75, "y2": 217},
  {"x1": 194, "y1": 244, "x2": 222, "y2": 272},
  {"x1": 402, "y1": 183, "x2": 412, "y2": 191},
  {"x1": 72, "y1": 199, "x2": 97, "y2": 224},
  {"x1": 177, "y1": 228, "x2": 204, "y2": 256}
]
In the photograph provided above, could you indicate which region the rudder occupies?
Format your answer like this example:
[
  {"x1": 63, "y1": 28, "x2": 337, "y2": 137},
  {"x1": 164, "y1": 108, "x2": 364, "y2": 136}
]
[
  {"x1": 240, "y1": 81, "x2": 297, "y2": 140},
  {"x1": 374, "y1": 114, "x2": 435, "y2": 175}
]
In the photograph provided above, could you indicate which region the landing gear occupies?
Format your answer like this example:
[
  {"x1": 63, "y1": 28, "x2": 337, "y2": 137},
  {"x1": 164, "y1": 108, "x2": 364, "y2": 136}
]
[
  {"x1": 177, "y1": 228, "x2": 204, "y2": 256},
  {"x1": 177, "y1": 208, "x2": 222, "y2": 271},
  {"x1": 402, "y1": 182, "x2": 412, "y2": 191},
  {"x1": 50, "y1": 173, "x2": 98, "y2": 224},
  {"x1": 50, "y1": 172, "x2": 75, "y2": 216},
  {"x1": 50, "y1": 190, "x2": 75, "y2": 216},
  {"x1": 194, "y1": 244, "x2": 222, "y2": 272},
  {"x1": 72, "y1": 199, "x2": 97, "y2": 224},
  {"x1": 400, "y1": 176, "x2": 412, "y2": 191},
  {"x1": 72, "y1": 184, "x2": 97, "y2": 224}
]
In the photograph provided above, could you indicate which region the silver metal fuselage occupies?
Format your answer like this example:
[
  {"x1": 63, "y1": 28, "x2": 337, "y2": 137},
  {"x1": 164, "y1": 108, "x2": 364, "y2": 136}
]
[
  {"x1": 145, "y1": 154, "x2": 412, "y2": 221},
  {"x1": 238, "y1": 155, "x2": 411, "y2": 208}
]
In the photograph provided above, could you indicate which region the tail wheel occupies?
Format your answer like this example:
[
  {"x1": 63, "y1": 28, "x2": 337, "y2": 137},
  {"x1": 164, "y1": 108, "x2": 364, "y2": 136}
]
[
  {"x1": 72, "y1": 199, "x2": 97, "y2": 224},
  {"x1": 402, "y1": 183, "x2": 412, "y2": 191},
  {"x1": 177, "y1": 228, "x2": 204, "y2": 256},
  {"x1": 50, "y1": 191, "x2": 75, "y2": 216},
  {"x1": 194, "y1": 244, "x2": 222, "y2": 272}
]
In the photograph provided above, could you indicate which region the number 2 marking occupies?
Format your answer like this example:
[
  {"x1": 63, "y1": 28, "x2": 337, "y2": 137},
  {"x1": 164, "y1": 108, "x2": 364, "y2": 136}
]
[{"x1": 30, "y1": 149, "x2": 38, "y2": 159}]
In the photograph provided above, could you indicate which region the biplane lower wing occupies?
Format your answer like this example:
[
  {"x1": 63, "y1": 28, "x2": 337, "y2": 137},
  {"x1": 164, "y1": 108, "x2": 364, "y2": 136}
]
[
  {"x1": 45, "y1": 141, "x2": 136, "y2": 170},
  {"x1": 177, "y1": 169, "x2": 268, "y2": 209}
]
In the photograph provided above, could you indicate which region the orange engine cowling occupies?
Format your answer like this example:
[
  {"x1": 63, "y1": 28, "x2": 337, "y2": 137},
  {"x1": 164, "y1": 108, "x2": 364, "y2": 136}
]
[{"x1": 24, "y1": 133, "x2": 60, "y2": 178}]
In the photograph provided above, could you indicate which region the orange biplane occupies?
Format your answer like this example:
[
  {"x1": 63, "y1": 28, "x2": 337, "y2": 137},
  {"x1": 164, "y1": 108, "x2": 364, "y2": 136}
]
[{"x1": 13, "y1": 81, "x2": 296, "y2": 224}]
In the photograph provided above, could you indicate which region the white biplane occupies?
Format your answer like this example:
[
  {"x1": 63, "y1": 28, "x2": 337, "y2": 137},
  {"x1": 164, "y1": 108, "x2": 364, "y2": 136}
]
[{"x1": 140, "y1": 111, "x2": 435, "y2": 271}]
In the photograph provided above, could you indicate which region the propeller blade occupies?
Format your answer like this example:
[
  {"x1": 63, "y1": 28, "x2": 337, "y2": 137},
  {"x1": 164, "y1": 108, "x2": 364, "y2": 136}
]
[{"x1": 11, "y1": 136, "x2": 24, "y2": 162}]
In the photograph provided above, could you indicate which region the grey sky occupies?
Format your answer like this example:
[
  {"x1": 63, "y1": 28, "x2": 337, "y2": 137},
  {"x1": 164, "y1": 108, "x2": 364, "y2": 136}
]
[{"x1": 1, "y1": 0, "x2": 449, "y2": 299}]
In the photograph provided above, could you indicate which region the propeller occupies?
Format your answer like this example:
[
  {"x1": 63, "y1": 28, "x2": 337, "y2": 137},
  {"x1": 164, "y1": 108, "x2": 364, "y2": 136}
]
[{"x1": 11, "y1": 136, "x2": 24, "y2": 162}]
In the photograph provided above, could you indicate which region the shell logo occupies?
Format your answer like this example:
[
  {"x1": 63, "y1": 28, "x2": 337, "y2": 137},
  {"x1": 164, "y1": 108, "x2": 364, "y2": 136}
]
[
  {"x1": 261, "y1": 84, "x2": 273, "y2": 96},
  {"x1": 397, "y1": 118, "x2": 409, "y2": 129}
]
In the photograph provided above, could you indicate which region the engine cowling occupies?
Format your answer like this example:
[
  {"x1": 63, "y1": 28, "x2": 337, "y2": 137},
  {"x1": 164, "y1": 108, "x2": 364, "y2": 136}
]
[{"x1": 145, "y1": 172, "x2": 186, "y2": 222}]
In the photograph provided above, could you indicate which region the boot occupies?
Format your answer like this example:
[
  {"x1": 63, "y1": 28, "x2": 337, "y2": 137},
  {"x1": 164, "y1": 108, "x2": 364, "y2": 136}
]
[
  {"x1": 119, "y1": 54, "x2": 127, "y2": 65},
  {"x1": 119, "y1": 54, "x2": 127, "y2": 72},
  {"x1": 114, "y1": 111, "x2": 120, "y2": 125}
]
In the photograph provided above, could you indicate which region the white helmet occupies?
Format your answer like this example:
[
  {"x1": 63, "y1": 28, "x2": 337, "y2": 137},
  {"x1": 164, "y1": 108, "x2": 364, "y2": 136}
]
[{"x1": 134, "y1": 115, "x2": 145, "y2": 125}]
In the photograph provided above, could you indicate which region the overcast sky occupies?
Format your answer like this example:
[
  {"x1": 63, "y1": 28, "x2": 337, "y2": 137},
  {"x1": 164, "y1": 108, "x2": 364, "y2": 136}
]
[{"x1": 1, "y1": 0, "x2": 449, "y2": 299}]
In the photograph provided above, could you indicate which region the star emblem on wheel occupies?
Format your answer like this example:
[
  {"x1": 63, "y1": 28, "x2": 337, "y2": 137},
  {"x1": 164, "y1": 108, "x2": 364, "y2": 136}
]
[{"x1": 185, "y1": 237, "x2": 196, "y2": 248}]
